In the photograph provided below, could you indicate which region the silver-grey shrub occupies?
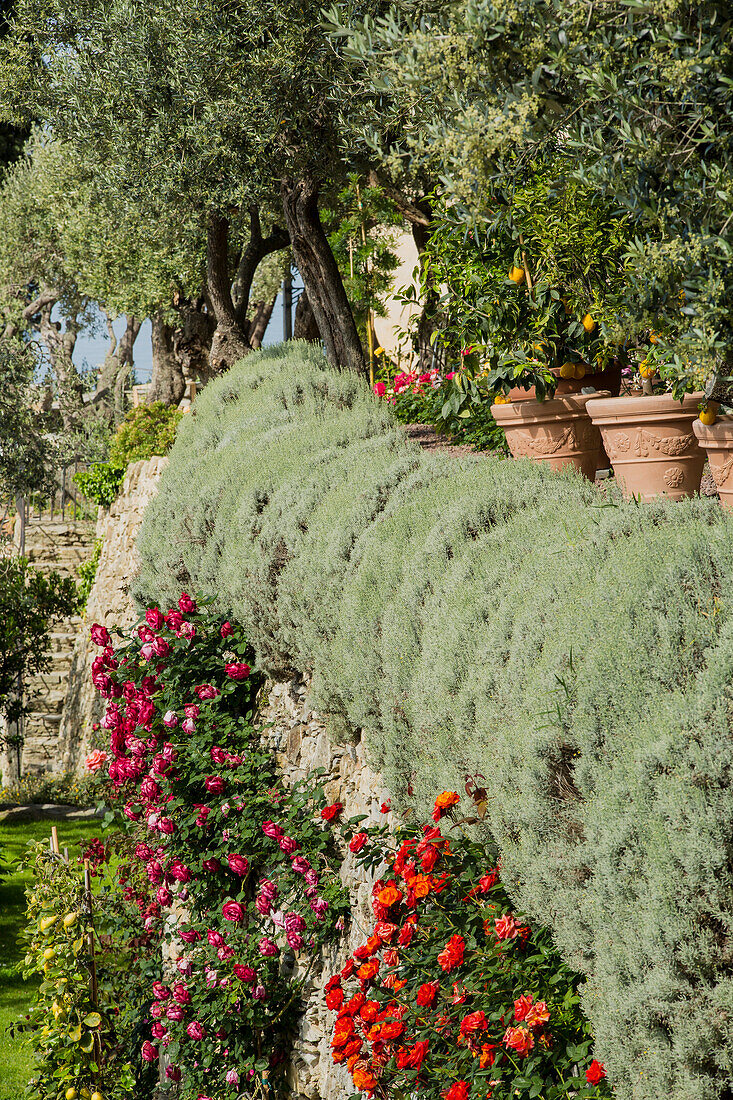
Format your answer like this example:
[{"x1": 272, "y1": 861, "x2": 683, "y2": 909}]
[{"x1": 134, "y1": 341, "x2": 733, "y2": 1100}]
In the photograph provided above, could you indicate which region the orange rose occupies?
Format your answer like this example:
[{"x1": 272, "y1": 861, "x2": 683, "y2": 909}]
[{"x1": 432, "y1": 790, "x2": 460, "y2": 821}]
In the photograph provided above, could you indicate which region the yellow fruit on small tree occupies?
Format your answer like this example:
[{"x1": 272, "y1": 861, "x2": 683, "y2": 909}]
[
  {"x1": 574, "y1": 363, "x2": 587, "y2": 380},
  {"x1": 65, "y1": 1089, "x2": 77, "y2": 1100},
  {"x1": 91, "y1": 1091, "x2": 104, "y2": 1100},
  {"x1": 638, "y1": 360, "x2": 657, "y2": 379},
  {"x1": 582, "y1": 313, "x2": 597, "y2": 333},
  {"x1": 508, "y1": 265, "x2": 525, "y2": 284},
  {"x1": 43, "y1": 947, "x2": 56, "y2": 961},
  {"x1": 63, "y1": 912, "x2": 78, "y2": 929},
  {"x1": 699, "y1": 403, "x2": 719, "y2": 426},
  {"x1": 558, "y1": 362, "x2": 576, "y2": 379},
  {"x1": 39, "y1": 915, "x2": 58, "y2": 933},
  {"x1": 493, "y1": 394, "x2": 511, "y2": 405}
]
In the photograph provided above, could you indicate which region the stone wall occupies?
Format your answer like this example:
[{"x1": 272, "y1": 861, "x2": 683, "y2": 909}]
[
  {"x1": 58, "y1": 457, "x2": 169, "y2": 773},
  {"x1": 260, "y1": 676, "x2": 392, "y2": 1100},
  {"x1": 6, "y1": 517, "x2": 96, "y2": 778}
]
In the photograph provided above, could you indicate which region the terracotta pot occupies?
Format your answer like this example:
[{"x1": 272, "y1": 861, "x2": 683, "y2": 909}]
[
  {"x1": 491, "y1": 391, "x2": 610, "y2": 480},
  {"x1": 692, "y1": 415, "x2": 733, "y2": 509},
  {"x1": 585, "y1": 392, "x2": 705, "y2": 501},
  {"x1": 506, "y1": 360, "x2": 623, "y2": 402}
]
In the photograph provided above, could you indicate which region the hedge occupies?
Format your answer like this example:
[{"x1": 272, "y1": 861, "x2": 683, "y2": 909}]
[{"x1": 134, "y1": 341, "x2": 733, "y2": 1100}]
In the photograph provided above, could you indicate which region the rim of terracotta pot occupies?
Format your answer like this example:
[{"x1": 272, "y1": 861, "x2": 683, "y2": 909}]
[
  {"x1": 585, "y1": 391, "x2": 704, "y2": 421},
  {"x1": 491, "y1": 390, "x2": 610, "y2": 423},
  {"x1": 692, "y1": 413, "x2": 733, "y2": 440}
]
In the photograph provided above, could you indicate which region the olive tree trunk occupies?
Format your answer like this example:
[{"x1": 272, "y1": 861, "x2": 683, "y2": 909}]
[{"x1": 148, "y1": 315, "x2": 187, "y2": 406}]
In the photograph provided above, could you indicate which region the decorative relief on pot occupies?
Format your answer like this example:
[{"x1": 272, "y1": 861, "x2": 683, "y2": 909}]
[
  {"x1": 510, "y1": 425, "x2": 575, "y2": 457},
  {"x1": 606, "y1": 428, "x2": 694, "y2": 461},
  {"x1": 712, "y1": 454, "x2": 733, "y2": 488},
  {"x1": 663, "y1": 466, "x2": 685, "y2": 489}
]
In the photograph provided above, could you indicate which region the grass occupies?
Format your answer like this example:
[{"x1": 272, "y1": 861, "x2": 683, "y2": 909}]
[{"x1": 0, "y1": 817, "x2": 109, "y2": 1100}]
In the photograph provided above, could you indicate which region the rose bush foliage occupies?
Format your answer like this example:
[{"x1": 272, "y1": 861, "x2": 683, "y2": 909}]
[{"x1": 326, "y1": 790, "x2": 610, "y2": 1100}]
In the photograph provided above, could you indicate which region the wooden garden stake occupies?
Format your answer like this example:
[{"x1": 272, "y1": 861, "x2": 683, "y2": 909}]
[
  {"x1": 51, "y1": 825, "x2": 60, "y2": 855},
  {"x1": 84, "y1": 859, "x2": 103, "y2": 1076}
]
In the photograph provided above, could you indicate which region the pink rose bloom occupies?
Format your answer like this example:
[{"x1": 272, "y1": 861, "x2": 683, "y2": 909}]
[
  {"x1": 494, "y1": 914, "x2": 521, "y2": 940},
  {"x1": 162, "y1": 743, "x2": 177, "y2": 764},
  {"x1": 255, "y1": 894, "x2": 272, "y2": 916},
  {"x1": 166, "y1": 1003, "x2": 184, "y2": 1021},
  {"x1": 179, "y1": 621, "x2": 196, "y2": 640},
  {"x1": 271, "y1": 910, "x2": 285, "y2": 929},
  {"x1": 140, "y1": 643, "x2": 156, "y2": 661},
  {"x1": 140, "y1": 777, "x2": 160, "y2": 802},
  {"x1": 207, "y1": 928, "x2": 225, "y2": 948},
  {"x1": 100, "y1": 708, "x2": 119, "y2": 731},
  {"x1": 186, "y1": 1021, "x2": 205, "y2": 1040},
  {"x1": 217, "y1": 945, "x2": 235, "y2": 961},
  {"x1": 179, "y1": 928, "x2": 200, "y2": 944},
  {"x1": 258, "y1": 937, "x2": 279, "y2": 957},
  {"x1": 90, "y1": 623, "x2": 111, "y2": 647},
  {"x1": 152, "y1": 981, "x2": 170, "y2": 1001},
  {"x1": 158, "y1": 817, "x2": 175, "y2": 835},
  {"x1": 220, "y1": 622, "x2": 233, "y2": 638},
  {"x1": 141, "y1": 1040, "x2": 158, "y2": 1062},
  {"x1": 172, "y1": 983, "x2": 191, "y2": 1005},
  {"x1": 210, "y1": 746, "x2": 227, "y2": 764},
  {"x1": 184, "y1": 703, "x2": 200, "y2": 720},
  {"x1": 287, "y1": 932, "x2": 304, "y2": 951},
  {"x1": 252, "y1": 985, "x2": 267, "y2": 1001},
  {"x1": 153, "y1": 636, "x2": 170, "y2": 658},
  {"x1": 135, "y1": 842, "x2": 153, "y2": 861},
  {"x1": 177, "y1": 958, "x2": 193, "y2": 976},
  {"x1": 165, "y1": 1065, "x2": 181, "y2": 1082},
  {"x1": 178, "y1": 593, "x2": 197, "y2": 613},
  {"x1": 85, "y1": 749, "x2": 108, "y2": 772},
  {"x1": 259, "y1": 879, "x2": 278, "y2": 901},
  {"x1": 227, "y1": 854, "x2": 249, "y2": 876},
  {"x1": 291, "y1": 855, "x2": 310, "y2": 874},
  {"x1": 150, "y1": 1001, "x2": 163, "y2": 1018},
  {"x1": 233, "y1": 964, "x2": 257, "y2": 982},
  {"x1": 278, "y1": 836, "x2": 298, "y2": 854},
  {"x1": 195, "y1": 684, "x2": 220, "y2": 700},
  {"x1": 310, "y1": 897, "x2": 329, "y2": 920},
  {"x1": 165, "y1": 609, "x2": 184, "y2": 630},
  {"x1": 157, "y1": 887, "x2": 173, "y2": 907},
  {"x1": 205, "y1": 967, "x2": 218, "y2": 988},
  {"x1": 304, "y1": 869, "x2": 319, "y2": 886},
  {"x1": 181, "y1": 718, "x2": 196, "y2": 735},
  {"x1": 221, "y1": 804, "x2": 231, "y2": 818},
  {"x1": 284, "y1": 912, "x2": 306, "y2": 933},
  {"x1": 225, "y1": 662, "x2": 251, "y2": 680},
  {"x1": 167, "y1": 861, "x2": 191, "y2": 884},
  {"x1": 146, "y1": 861, "x2": 163, "y2": 884},
  {"x1": 138, "y1": 625, "x2": 155, "y2": 644},
  {"x1": 146, "y1": 607, "x2": 165, "y2": 630},
  {"x1": 222, "y1": 901, "x2": 244, "y2": 923},
  {"x1": 151, "y1": 1021, "x2": 167, "y2": 1040},
  {"x1": 163, "y1": 711, "x2": 179, "y2": 728},
  {"x1": 205, "y1": 776, "x2": 225, "y2": 795},
  {"x1": 225, "y1": 1069, "x2": 239, "y2": 1086},
  {"x1": 262, "y1": 821, "x2": 283, "y2": 840},
  {"x1": 123, "y1": 802, "x2": 140, "y2": 822},
  {"x1": 202, "y1": 857, "x2": 220, "y2": 873},
  {"x1": 373, "y1": 381, "x2": 387, "y2": 396}
]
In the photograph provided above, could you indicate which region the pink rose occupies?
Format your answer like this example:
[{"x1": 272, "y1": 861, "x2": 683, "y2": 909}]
[
  {"x1": 141, "y1": 1040, "x2": 158, "y2": 1062},
  {"x1": 178, "y1": 593, "x2": 197, "y2": 613},
  {"x1": 291, "y1": 855, "x2": 310, "y2": 874},
  {"x1": 182, "y1": 718, "x2": 196, "y2": 734},
  {"x1": 233, "y1": 964, "x2": 256, "y2": 982},
  {"x1": 207, "y1": 929, "x2": 225, "y2": 948},
  {"x1": 278, "y1": 836, "x2": 298, "y2": 854},
  {"x1": 210, "y1": 746, "x2": 227, "y2": 764},
  {"x1": 90, "y1": 623, "x2": 111, "y2": 647},
  {"x1": 179, "y1": 621, "x2": 196, "y2": 639},
  {"x1": 161, "y1": 743, "x2": 177, "y2": 764},
  {"x1": 166, "y1": 1003, "x2": 184, "y2": 1021},
  {"x1": 165, "y1": 1065, "x2": 181, "y2": 1082},
  {"x1": 255, "y1": 895, "x2": 272, "y2": 916},
  {"x1": 304, "y1": 869, "x2": 319, "y2": 886},
  {"x1": 146, "y1": 607, "x2": 165, "y2": 630},
  {"x1": 186, "y1": 1021, "x2": 205, "y2": 1040},
  {"x1": 100, "y1": 707, "x2": 119, "y2": 731},
  {"x1": 220, "y1": 622, "x2": 233, "y2": 638},
  {"x1": 157, "y1": 887, "x2": 173, "y2": 906},
  {"x1": 225, "y1": 662, "x2": 250, "y2": 680},
  {"x1": 165, "y1": 609, "x2": 184, "y2": 630},
  {"x1": 494, "y1": 914, "x2": 521, "y2": 940},
  {"x1": 287, "y1": 932, "x2": 304, "y2": 951},
  {"x1": 140, "y1": 643, "x2": 156, "y2": 661},
  {"x1": 150, "y1": 1021, "x2": 167, "y2": 1040},
  {"x1": 373, "y1": 381, "x2": 386, "y2": 396},
  {"x1": 123, "y1": 802, "x2": 140, "y2": 822},
  {"x1": 284, "y1": 912, "x2": 306, "y2": 933},
  {"x1": 227, "y1": 854, "x2": 249, "y2": 876},
  {"x1": 153, "y1": 636, "x2": 170, "y2": 658},
  {"x1": 172, "y1": 983, "x2": 191, "y2": 1005},
  {"x1": 140, "y1": 777, "x2": 161, "y2": 802},
  {"x1": 85, "y1": 749, "x2": 108, "y2": 772},
  {"x1": 225, "y1": 1069, "x2": 239, "y2": 1086},
  {"x1": 258, "y1": 937, "x2": 279, "y2": 957},
  {"x1": 152, "y1": 981, "x2": 170, "y2": 1001},
  {"x1": 163, "y1": 711, "x2": 179, "y2": 728},
  {"x1": 167, "y1": 861, "x2": 191, "y2": 884},
  {"x1": 195, "y1": 683, "x2": 220, "y2": 700},
  {"x1": 179, "y1": 928, "x2": 200, "y2": 944},
  {"x1": 262, "y1": 820, "x2": 283, "y2": 840},
  {"x1": 158, "y1": 817, "x2": 175, "y2": 835},
  {"x1": 222, "y1": 901, "x2": 244, "y2": 923},
  {"x1": 146, "y1": 861, "x2": 163, "y2": 884},
  {"x1": 138, "y1": 625, "x2": 155, "y2": 644},
  {"x1": 259, "y1": 879, "x2": 278, "y2": 901},
  {"x1": 150, "y1": 1001, "x2": 163, "y2": 1018},
  {"x1": 310, "y1": 897, "x2": 328, "y2": 920},
  {"x1": 205, "y1": 776, "x2": 225, "y2": 795},
  {"x1": 252, "y1": 985, "x2": 266, "y2": 1000},
  {"x1": 202, "y1": 858, "x2": 220, "y2": 873},
  {"x1": 135, "y1": 842, "x2": 153, "y2": 861}
]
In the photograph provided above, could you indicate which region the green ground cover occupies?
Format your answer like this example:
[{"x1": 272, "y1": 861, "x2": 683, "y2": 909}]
[{"x1": 0, "y1": 817, "x2": 107, "y2": 1100}]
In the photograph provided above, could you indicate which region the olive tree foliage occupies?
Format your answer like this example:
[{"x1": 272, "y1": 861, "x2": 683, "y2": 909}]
[
  {"x1": 0, "y1": 0, "x2": 374, "y2": 376},
  {"x1": 0, "y1": 339, "x2": 57, "y2": 502},
  {"x1": 331, "y1": 0, "x2": 733, "y2": 388}
]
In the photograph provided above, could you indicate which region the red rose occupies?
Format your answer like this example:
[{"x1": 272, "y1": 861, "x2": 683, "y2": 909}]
[
  {"x1": 349, "y1": 832, "x2": 368, "y2": 852},
  {"x1": 443, "y1": 1082, "x2": 469, "y2": 1100},
  {"x1": 514, "y1": 994, "x2": 533, "y2": 1022},
  {"x1": 586, "y1": 1060, "x2": 606, "y2": 1085},
  {"x1": 356, "y1": 958, "x2": 379, "y2": 980},
  {"x1": 90, "y1": 623, "x2": 111, "y2": 647},
  {"x1": 437, "y1": 933, "x2": 465, "y2": 972},
  {"x1": 141, "y1": 1040, "x2": 158, "y2": 1062},
  {"x1": 205, "y1": 775, "x2": 226, "y2": 794},
  {"x1": 320, "y1": 802, "x2": 343, "y2": 822},
  {"x1": 227, "y1": 854, "x2": 249, "y2": 876},
  {"x1": 525, "y1": 1001, "x2": 550, "y2": 1029},
  {"x1": 459, "y1": 1010, "x2": 488, "y2": 1034},
  {"x1": 195, "y1": 684, "x2": 220, "y2": 700},
  {"x1": 326, "y1": 988, "x2": 344, "y2": 1010},
  {"x1": 220, "y1": 621, "x2": 233, "y2": 637},
  {"x1": 503, "y1": 1026, "x2": 534, "y2": 1057},
  {"x1": 225, "y1": 661, "x2": 251, "y2": 680},
  {"x1": 416, "y1": 980, "x2": 439, "y2": 1008},
  {"x1": 380, "y1": 801, "x2": 391, "y2": 813},
  {"x1": 178, "y1": 593, "x2": 197, "y2": 613}
]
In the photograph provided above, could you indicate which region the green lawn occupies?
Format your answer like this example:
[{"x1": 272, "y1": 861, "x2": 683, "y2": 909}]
[{"x1": 0, "y1": 817, "x2": 108, "y2": 1100}]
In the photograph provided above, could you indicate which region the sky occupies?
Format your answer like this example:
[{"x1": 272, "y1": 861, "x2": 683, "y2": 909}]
[{"x1": 71, "y1": 285, "x2": 299, "y2": 384}]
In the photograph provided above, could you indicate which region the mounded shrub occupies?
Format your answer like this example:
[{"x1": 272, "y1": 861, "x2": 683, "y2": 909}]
[{"x1": 134, "y1": 341, "x2": 733, "y2": 1100}]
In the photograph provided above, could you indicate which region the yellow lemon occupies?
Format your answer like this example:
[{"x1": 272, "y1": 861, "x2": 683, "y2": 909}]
[
  {"x1": 63, "y1": 913, "x2": 78, "y2": 929},
  {"x1": 43, "y1": 947, "x2": 56, "y2": 961},
  {"x1": 65, "y1": 1089, "x2": 77, "y2": 1100},
  {"x1": 39, "y1": 915, "x2": 58, "y2": 933},
  {"x1": 91, "y1": 1092, "x2": 104, "y2": 1100},
  {"x1": 699, "y1": 403, "x2": 719, "y2": 426},
  {"x1": 574, "y1": 363, "x2": 587, "y2": 380},
  {"x1": 493, "y1": 394, "x2": 511, "y2": 405},
  {"x1": 508, "y1": 265, "x2": 525, "y2": 284},
  {"x1": 638, "y1": 360, "x2": 657, "y2": 379},
  {"x1": 582, "y1": 313, "x2": 597, "y2": 334},
  {"x1": 558, "y1": 362, "x2": 576, "y2": 379}
]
